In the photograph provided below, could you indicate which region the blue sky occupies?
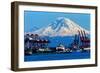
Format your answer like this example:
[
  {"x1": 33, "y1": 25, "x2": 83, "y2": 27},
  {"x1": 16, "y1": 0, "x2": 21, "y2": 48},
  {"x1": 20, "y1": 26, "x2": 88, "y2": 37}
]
[{"x1": 24, "y1": 11, "x2": 90, "y2": 32}]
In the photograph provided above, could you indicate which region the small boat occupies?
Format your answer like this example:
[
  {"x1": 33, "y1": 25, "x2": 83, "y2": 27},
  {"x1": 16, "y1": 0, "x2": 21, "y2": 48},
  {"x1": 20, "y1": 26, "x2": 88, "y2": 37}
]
[{"x1": 56, "y1": 44, "x2": 66, "y2": 52}]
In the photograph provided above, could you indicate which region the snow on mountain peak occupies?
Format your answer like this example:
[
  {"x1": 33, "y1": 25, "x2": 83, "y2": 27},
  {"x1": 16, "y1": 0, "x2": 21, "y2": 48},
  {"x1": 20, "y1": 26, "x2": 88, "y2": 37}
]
[{"x1": 31, "y1": 17, "x2": 90, "y2": 37}]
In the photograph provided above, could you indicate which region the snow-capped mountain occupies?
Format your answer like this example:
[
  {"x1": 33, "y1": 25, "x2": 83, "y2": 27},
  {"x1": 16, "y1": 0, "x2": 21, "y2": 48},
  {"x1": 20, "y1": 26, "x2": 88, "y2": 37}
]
[{"x1": 31, "y1": 17, "x2": 90, "y2": 36}]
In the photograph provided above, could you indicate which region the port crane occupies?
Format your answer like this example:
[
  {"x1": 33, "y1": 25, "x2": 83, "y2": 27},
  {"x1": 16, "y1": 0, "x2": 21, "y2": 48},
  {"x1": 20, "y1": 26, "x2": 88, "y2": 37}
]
[{"x1": 69, "y1": 30, "x2": 90, "y2": 52}]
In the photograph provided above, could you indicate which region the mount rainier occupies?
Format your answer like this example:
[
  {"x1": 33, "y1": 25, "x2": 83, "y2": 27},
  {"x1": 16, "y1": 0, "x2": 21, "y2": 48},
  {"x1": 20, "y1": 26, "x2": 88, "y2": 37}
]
[{"x1": 30, "y1": 17, "x2": 90, "y2": 36}]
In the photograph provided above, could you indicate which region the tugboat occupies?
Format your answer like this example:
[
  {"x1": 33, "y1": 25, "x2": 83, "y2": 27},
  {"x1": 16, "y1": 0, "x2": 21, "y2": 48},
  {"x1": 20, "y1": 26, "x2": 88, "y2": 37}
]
[{"x1": 56, "y1": 44, "x2": 66, "y2": 53}]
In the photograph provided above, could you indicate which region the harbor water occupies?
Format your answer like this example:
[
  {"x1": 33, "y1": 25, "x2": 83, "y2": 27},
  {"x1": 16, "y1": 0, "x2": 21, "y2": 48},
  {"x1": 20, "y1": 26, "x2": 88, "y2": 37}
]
[{"x1": 24, "y1": 51, "x2": 90, "y2": 62}]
